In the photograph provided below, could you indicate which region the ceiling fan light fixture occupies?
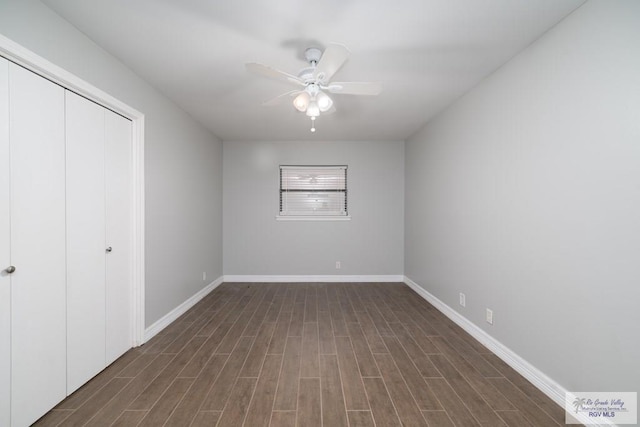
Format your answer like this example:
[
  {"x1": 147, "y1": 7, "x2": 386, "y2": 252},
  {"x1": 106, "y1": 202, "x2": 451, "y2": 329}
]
[
  {"x1": 316, "y1": 91, "x2": 333, "y2": 112},
  {"x1": 293, "y1": 92, "x2": 310, "y2": 112},
  {"x1": 247, "y1": 43, "x2": 382, "y2": 132}
]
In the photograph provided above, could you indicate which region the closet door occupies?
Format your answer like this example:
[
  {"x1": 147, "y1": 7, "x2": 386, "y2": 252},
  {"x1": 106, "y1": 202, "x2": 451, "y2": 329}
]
[
  {"x1": 105, "y1": 110, "x2": 132, "y2": 364},
  {"x1": 65, "y1": 91, "x2": 107, "y2": 394},
  {"x1": 0, "y1": 57, "x2": 10, "y2": 427},
  {"x1": 9, "y1": 63, "x2": 67, "y2": 427}
]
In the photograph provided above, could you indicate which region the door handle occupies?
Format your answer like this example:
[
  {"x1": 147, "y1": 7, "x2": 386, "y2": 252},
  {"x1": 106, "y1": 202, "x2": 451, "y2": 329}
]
[
  {"x1": 106, "y1": 247, "x2": 112, "y2": 253},
  {"x1": 4, "y1": 266, "x2": 15, "y2": 274}
]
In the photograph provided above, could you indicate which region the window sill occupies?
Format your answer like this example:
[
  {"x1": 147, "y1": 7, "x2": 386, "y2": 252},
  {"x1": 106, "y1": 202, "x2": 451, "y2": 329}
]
[{"x1": 276, "y1": 215, "x2": 352, "y2": 221}]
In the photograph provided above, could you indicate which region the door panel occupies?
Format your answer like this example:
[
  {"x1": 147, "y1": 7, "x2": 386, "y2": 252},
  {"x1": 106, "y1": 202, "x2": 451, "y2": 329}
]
[
  {"x1": 105, "y1": 110, "x2": 132, "y2": 364},
  {"x1": 9, "y1": 63, "x2": 67, "y2": 427},
  {"x1": 65, "y1": 91, "x2": 107, "y2": 394},
  {"x1": 0, "y1": 57, "x2": 10, "y2": 427}
]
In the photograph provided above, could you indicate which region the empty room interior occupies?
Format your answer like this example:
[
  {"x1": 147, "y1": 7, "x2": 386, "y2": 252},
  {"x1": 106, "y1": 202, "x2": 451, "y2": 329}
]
[{"x1": 1, "y1": 0, "x2": 639, "y2": 426}]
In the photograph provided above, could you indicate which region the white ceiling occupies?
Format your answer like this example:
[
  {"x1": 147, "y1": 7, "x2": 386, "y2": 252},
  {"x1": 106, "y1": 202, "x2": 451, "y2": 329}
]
[{"x1": 42, "y1": 0, "x2": 585, "y2": 141}]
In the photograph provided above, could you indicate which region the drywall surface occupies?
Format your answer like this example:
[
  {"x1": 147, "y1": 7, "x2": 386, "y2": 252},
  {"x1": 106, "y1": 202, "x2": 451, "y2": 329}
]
[
  {"x1": 406, "y1": 0, "x2": 640, "y2": 392},
  {"x1": 0, "y1": 0, "x2": 223, "y2": 327},
  {"x1": 224, "y1": 140, "x2": 404, "y2": 276}
]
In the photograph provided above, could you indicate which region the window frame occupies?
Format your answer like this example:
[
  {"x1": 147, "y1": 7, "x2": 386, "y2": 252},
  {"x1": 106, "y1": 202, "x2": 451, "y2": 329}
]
[{"x1": 277, "y1": 165, "x2": 351, "y2": 221}]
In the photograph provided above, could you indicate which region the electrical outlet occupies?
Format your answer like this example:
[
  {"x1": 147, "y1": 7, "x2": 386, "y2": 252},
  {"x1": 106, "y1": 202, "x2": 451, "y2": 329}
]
[
  {"x1": 202, "y1": 272, "x2": 207, "y2": 281},
  {"x1": 335, "y1": 261, "x2": 341, "y2": 269},
  {"x1": 486, "y1": 308, "x2": 493, "y2": 325},
  {"x1": 459, "y1": 293, "x2": 466, "y2": 307}
]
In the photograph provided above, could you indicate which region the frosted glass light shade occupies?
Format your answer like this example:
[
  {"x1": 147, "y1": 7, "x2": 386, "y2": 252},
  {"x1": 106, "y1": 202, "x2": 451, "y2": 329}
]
[
  {"x1": 316, "y1": 91, "x2": 333, "y2": 112},
  {"x1": 306, "y1": 101, "x2": 320, "y2": 117},
  {"x1": 293, "y1": 92, "x2": 310, "y2": 112}
]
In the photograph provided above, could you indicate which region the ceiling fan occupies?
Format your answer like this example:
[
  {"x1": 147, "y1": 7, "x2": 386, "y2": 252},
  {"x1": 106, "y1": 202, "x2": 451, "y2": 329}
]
[{"x1": 246, "y1": 43, "x2": 382, "y2": 132}]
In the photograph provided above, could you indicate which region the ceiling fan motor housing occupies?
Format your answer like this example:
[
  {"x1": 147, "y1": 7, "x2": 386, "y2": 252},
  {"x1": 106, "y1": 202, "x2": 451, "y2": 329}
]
[{"x1": 297, "y1": 67, "x2": 316, "y2": 81}]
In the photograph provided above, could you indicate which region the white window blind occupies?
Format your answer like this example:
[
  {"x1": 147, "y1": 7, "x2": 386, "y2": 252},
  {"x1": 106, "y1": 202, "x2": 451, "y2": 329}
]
[{"x1": 279, "y1": 165, "x2": 348, "y2": 217}]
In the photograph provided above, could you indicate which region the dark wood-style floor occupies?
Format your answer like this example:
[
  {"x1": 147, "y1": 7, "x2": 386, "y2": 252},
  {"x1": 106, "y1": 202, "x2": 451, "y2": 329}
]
[{"x1": 34, "y1": 282, "x2": 574, "y2": 427}]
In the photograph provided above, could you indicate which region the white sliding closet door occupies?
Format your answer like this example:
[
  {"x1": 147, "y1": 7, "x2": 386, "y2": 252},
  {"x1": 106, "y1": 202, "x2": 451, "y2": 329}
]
[
  {"x1": 65, "y1": 91, "x2": 107, "y2": 394},
  {"x1": 105, "y1": 110, "x2": 132, "y2": 364},
  {"x1": 0, "y1": 57, "x2": 10, "y2": 427},
  {"x1": 9, "y1": 63, "x2": 67, "y2": 427}
]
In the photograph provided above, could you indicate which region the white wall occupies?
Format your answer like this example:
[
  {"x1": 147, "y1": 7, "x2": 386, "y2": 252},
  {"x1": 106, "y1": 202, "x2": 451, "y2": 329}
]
[
  {"x1": 0, "y1": 0, "x2": 224, "y2": 326},
  {"x1": 224, "y1": 141, "x2": 404, "y2": 277},
  {"x1": 406, "y1": 0, "x2": 640, "y2": 393}
]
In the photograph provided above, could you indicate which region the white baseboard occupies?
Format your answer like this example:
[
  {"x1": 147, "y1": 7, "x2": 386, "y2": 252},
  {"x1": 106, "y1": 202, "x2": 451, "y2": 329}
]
[
  {"x1": 403, "y1": 276, "x2": 613, "y2": 427},
  {"x1": 223, "y1": 274, "x2": 405, "y2": 283},
  {"x1": 144, "y1": 276, "x2": 224, "y2": 342}
]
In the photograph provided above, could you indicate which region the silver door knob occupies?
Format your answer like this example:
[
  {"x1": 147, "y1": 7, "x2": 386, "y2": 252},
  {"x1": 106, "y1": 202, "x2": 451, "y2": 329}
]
[
  {"x1": 106, "y1": 247, "x2": 112, "y2": 253},
  {"x1": 4, "y1": 266, "x2": 15, "y2": 274}
]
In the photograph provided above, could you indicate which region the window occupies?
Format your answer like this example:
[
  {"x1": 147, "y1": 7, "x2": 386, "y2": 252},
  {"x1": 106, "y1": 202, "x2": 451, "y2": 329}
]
[{"x1": 278, "y1": 165, "x2": 349, "y2": 220}]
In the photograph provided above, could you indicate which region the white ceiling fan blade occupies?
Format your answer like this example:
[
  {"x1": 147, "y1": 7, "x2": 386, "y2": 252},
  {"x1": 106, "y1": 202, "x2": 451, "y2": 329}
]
[
  {"x1": 262, "y1": 90, "x2": 303, "y2": 106},
  {"x1": 325, "y1": 81, "x2": 383, "y2": 96},
  {"x1": 246, "y1": 63, "x2": 305, "y2": 87},
  {"x1": 312, "y1": 43, "x2": 350, "y2": 83}
]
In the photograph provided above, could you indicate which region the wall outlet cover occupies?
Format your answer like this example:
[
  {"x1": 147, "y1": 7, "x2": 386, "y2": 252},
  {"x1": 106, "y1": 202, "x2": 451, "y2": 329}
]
[{"x1": 486, "y1": 308, "x2": 494, "y2": 325}]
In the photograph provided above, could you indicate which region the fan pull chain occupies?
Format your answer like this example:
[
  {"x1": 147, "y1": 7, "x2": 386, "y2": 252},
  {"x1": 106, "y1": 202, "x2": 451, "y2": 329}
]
[{"x1": 310, "y1": 116, "x2": 316, "y2": 133}]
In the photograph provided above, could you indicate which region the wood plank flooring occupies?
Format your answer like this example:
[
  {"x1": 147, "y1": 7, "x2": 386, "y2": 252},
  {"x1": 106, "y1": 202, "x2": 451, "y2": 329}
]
[{"x1": 34, "y1": 283, "x2": 574, "y2": 426}]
